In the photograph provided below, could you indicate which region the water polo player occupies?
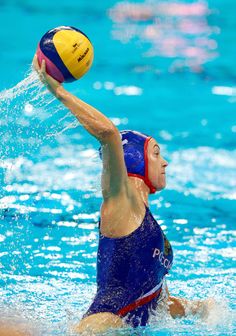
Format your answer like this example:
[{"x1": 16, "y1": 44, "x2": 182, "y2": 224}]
[{"x1": 33, "y1": 56, "x2": 215, "y2": 334}]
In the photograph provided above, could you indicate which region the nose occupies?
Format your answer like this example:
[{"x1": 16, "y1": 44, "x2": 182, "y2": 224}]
[{"x1": 162, "y1": 158, "x2": 168, "y2": 167}]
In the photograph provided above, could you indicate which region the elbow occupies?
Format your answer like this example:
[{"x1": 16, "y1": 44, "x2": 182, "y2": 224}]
[{"x1": 98, "y1": 124, "x2": 119, "y2": 143}]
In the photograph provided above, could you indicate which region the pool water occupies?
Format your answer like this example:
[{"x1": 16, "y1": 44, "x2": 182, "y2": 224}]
[{"x1": 0, "y1": 0, "x2": 235, "y2": 335}]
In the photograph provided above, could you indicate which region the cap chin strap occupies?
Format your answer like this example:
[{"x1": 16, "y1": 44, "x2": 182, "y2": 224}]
[
  {"x1": 127, "y1": 137, "x2": 157, "y2": 194},
  {"x1": 127, "y1": 173, "x2": 157, "y2": 194},
  {"x1": 144, "y1": 137, "x2": 157, "y2": 194}
]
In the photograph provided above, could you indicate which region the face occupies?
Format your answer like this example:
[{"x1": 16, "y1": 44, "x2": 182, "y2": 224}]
[{"x1": 147, "y1": 138, "x2": 168, "y2": 191}]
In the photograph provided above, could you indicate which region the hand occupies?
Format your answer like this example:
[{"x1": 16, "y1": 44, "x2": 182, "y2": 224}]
[
  {"x1": 32, "y1": 54, "x2": 62, "y2": 96},
  {"x1": 199, "y1": 297, "x2": 217, "y2": 319}
]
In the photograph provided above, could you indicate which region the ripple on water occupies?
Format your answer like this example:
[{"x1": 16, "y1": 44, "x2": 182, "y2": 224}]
[{"x1": 167, "y1": 146, "x2": 236, "y2": 200}]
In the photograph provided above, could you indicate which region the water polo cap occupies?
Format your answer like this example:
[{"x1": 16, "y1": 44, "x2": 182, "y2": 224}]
[
  {"x1": 120, "y1": 130, "x2": 156, "y2": 194},
  {"x1": 99, "y1": 130, "x2": 156, "y2": 193}
]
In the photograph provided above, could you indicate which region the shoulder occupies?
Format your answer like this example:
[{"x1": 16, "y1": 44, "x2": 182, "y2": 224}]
[
  {"x1": 100, "y1": 182, "x2": 146, "y2": 238},
  {"x1": 100, "y1": 182, "x2": 141, "y2": 219}
]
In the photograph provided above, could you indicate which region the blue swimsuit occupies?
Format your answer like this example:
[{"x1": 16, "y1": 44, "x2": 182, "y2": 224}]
[{"x1": 84, "y1": 205, "x2": 173, "y2": 327}]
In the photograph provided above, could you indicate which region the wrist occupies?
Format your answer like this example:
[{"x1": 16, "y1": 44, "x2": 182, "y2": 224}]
[{"x1": 55, "y1": 86, "x2": 67, "y2": 100}]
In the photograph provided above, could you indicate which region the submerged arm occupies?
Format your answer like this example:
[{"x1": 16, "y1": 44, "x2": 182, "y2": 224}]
[
  {"x1": 168, "y1": 296, "x2": 208, "y2": 318},
  {"x1": 166, "y1": 287, "x2": 215, "y2": 319}
]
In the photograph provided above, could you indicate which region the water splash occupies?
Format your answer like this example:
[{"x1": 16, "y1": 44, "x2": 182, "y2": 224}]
[
  {"x1": 0, "y1": 68, "x2": 82, "y2": 198},
  {"x1": 0, "y1": 68, "x2": 41, "y2": 97}
]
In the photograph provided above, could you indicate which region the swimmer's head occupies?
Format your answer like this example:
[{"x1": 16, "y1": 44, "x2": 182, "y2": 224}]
[
  {"x1": 99, "y1": 130, "x2": 168, "y2": 193},
  {"x1": 120, "y1": 130, "x2": 168, "y2": 193}
]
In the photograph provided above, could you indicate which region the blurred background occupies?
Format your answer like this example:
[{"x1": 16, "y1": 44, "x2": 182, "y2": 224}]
[{"x1": 0, "y1": 0, "x2": 235, "y2": 335}]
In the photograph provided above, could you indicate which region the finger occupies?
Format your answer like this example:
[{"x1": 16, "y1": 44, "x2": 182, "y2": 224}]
[
  {"x1": 33, "y1": 54, "x2": 40, "y2": 72},
  {"x1": 32, "y1": 54, "x2": 38, "y2": 67},
  {"x1": 41, "y1": 59, "x2": 46, "y2": 74},
  {"x1": 32, "y1": 54, "x2": 36, "y2": 65}
]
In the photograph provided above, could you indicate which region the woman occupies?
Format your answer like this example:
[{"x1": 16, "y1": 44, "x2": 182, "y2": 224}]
[{"x1": 33, "y1": 57, "x2": 214, "y2": 335}]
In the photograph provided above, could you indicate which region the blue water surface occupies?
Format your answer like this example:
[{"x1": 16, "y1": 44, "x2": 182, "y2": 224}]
[{"x1": 0, "y1": 0, "x2": 235, "y2": 335}]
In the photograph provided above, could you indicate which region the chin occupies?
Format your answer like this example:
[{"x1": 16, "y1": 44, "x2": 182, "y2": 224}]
[{"x1": 155, "y1": 181, "x2": 166, "y2": 191}]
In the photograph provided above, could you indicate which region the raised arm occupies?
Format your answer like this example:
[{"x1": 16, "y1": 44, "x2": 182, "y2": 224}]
[{"x1": 33, "y1": 56, "x2": 129, "y2": 200}]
